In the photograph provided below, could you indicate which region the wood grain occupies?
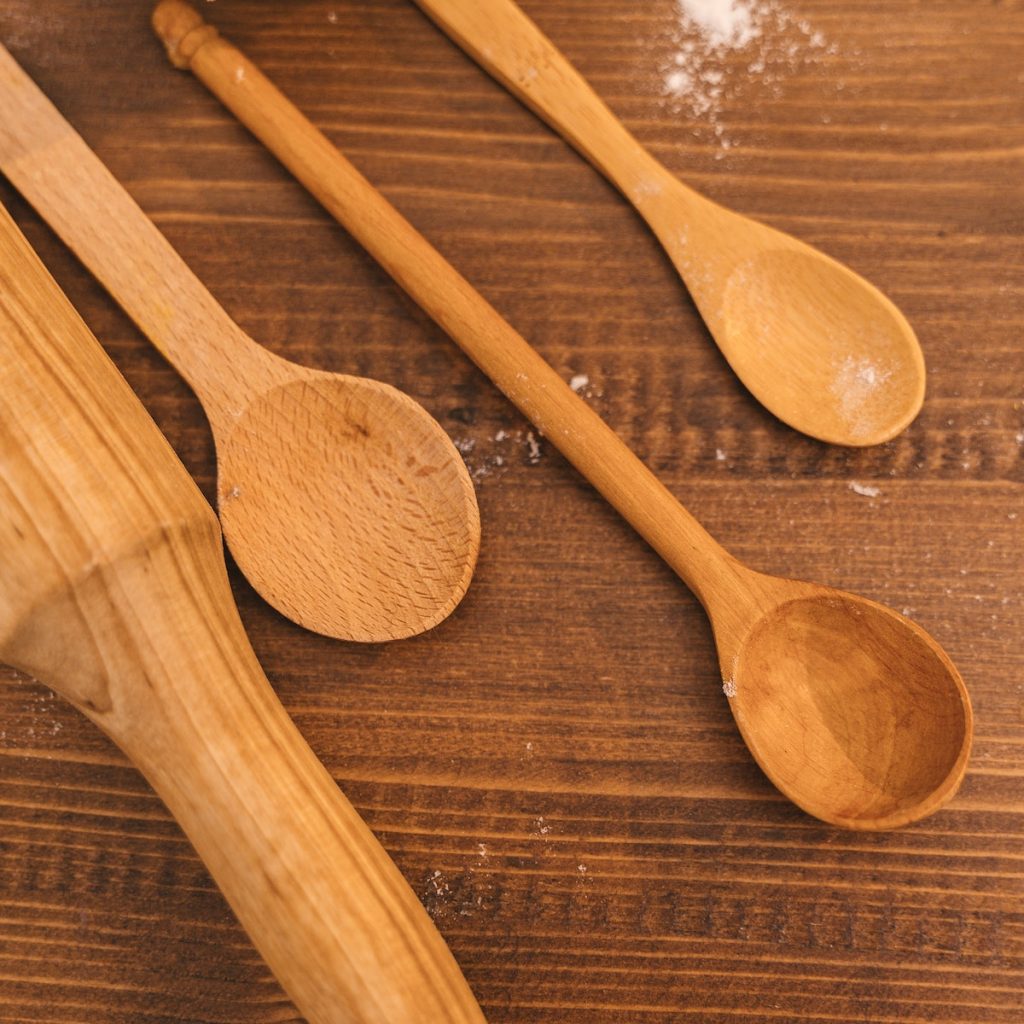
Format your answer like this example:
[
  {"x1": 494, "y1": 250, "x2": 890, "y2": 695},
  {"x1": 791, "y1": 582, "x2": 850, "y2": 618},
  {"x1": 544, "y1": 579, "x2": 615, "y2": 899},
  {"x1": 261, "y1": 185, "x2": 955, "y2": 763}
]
[
  {"x1": 148, "y1": 0, "x2": 972, "y2": 832},
  {"x1": 0, "y1": 0, "x2": 1022, "y2": 1021},
  {"x1": 0, "y1": 201, "x2": 485, "y2": 1023},
  {"x1": 0, "y1": 41, "x2": 481, "y2": 645}
]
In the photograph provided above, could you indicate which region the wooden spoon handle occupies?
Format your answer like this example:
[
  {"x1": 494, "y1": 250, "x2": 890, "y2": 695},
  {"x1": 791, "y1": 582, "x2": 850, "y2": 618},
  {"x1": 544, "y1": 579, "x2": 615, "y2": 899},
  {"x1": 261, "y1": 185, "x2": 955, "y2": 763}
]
[
  {"x1": 0, "y1": 202, "x2": 485, "y2": 1024},
  {"x1": 0, "y1": 43, "x2": 278, "y2": 412},
  {"x1": 410, "y1": 0, "x2": 670, "y2": 201},
  {"x1": 151, "y1": 0, "x2": 741, "y2": 609}
]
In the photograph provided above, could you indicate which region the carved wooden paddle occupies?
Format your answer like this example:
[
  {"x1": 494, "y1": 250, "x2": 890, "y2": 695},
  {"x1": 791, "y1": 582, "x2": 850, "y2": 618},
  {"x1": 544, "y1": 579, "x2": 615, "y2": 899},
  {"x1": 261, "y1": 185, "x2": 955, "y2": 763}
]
[
  {"x1": 408, "y1": 0, "x2": 926, "y2": 447},
  {"x1": 0, "y1": 43, "x2": 479, "y2": 644},
  {"x1": 0, "y1": 199, "x2": 486, "y2": 1024},
  {"x1": 151, "y1": 1, "x2": 972, "y2": 829}
]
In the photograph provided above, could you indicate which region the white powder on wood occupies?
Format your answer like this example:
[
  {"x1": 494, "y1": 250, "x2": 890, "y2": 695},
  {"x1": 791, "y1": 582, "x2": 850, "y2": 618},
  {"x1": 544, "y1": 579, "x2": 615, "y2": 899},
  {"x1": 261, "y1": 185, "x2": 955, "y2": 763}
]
[
  {"x1": 849, "y1": 481, "x2": 882, "y2": 498},
  {"x1": 830, "y1": 354, "x2": 894, "y2": 439},
  {"x1": 662, "y1": 0, "x2": 833, "y2": 148},
  {"x1": 679, "y1": 0, "x2": 760, "y2": 47},
  {"x1": 525, "y1": 430, "x2": 542, "y2": 464}
]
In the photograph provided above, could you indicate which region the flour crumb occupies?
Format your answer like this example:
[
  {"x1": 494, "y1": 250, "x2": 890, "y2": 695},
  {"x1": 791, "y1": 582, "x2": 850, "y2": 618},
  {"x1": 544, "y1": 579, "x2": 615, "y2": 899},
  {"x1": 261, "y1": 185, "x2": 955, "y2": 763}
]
[
  {"x1": 425, "y1": 869, "x2": 450, "y2": 902},
  {"x1": 535, "y1": 816, "x2": 552, "y2": 836},
  {"x1": 849, "y1": 481, "x2": 882, "y2": 498},
  {"x1": 234, "y1": 66, "x2": 246, "y2": 83},
  {"x1": 569, "y1": 373, "x2": 590, "y2": 393},
  {"x1": 525, "y1": 430, "x2": 542, "y2": 464},
  {"x1": 327, "y1": 9, "x2": 338, "y2": 23},
  {"x1": 715, "y1": 448, "x2": 727, "y2": 461},
  {"x1": 722, "y1": 678, "x2": 737, "y2": 698}
]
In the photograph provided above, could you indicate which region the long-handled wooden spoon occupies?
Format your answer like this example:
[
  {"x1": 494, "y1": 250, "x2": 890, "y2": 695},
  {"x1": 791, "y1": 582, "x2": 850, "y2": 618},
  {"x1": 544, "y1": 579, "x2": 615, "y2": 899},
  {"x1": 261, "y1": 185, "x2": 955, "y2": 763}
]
[
  {"x1": 152, "y1": 2, "x2": 971, "y2": 829},
  {"x1": 406, "y1": 0, "x2": 926, "y2": 448},
  {"x1": 0, "y1": 200, "x2": 486, "y2": 1024},
  {"x1": 0, "y1": 43, "x2": 479, "y2": 644}
]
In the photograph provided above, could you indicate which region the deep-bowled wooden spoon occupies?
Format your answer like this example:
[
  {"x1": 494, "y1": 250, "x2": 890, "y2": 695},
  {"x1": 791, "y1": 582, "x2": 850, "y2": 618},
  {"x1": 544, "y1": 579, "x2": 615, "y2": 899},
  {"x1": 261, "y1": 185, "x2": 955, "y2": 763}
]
[
  {"x1": 408, "y1": 0, "x2": 926, "y2": 447},
  {"x1": 152, "y1": 1, "x2": 972, "y2": 829},
  {"x1": 0, "y1": 200, "x2": 486, "y2": 1024},
  {"x1": 0, "y1": 43, "x2": 479, "y2": 643}
]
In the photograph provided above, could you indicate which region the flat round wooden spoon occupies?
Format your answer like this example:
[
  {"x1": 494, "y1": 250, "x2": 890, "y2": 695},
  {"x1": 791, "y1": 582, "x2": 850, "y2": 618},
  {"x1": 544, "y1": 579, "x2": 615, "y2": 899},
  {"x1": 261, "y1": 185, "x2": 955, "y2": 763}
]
[
  {"x1": 409, "y1": 0, "x2": 925, "y2": 447},
  {"x1": 0, "y1": 44, "x2": 479, "y2": 643},
  {"x1": 153, "y1": 1, "x2": 971, "y2": 828}
]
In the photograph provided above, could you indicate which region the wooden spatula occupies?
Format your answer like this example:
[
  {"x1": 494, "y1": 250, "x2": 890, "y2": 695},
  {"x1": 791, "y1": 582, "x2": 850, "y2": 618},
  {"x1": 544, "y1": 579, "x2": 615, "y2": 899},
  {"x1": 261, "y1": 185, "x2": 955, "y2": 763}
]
[{"x1": 0, "y1": 200, "x2": 485, "y2": 1024}]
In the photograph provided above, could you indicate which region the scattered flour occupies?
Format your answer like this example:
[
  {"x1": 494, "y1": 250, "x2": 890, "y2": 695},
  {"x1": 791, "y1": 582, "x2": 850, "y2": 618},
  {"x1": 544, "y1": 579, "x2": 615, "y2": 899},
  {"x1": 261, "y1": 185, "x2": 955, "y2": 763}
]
[
  {"x1": 525, "y1": 431, "x2": 542, "y2": 464},
  {"x1": 453, "y1": 427, "x2": 543, "y2": 482},
  {"x1": 722, "y1": 679, "x2": 738, "y2": 698},
  {"x1": 661, "y1": 0, "x2": 834, "y2": 147},
  {"x1": 849, "y1": 481, "x2": 882, "y2": 498},
  {"x1": 678, "y1": 0, "x2": 760, "y2": 47},
  {"x1": 569, "y1": 374, "x2": 590, "y2": 393},
  {"x1": 830, "y1": 354, "x2": 893, "y2": 438}
]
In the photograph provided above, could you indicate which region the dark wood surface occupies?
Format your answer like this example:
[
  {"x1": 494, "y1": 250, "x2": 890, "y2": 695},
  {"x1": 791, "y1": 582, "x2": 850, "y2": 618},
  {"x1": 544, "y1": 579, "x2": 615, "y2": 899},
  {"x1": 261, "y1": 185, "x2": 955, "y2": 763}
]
[{"x1": 1, "y1": 1, "x2": 1022, "y2": 1020}]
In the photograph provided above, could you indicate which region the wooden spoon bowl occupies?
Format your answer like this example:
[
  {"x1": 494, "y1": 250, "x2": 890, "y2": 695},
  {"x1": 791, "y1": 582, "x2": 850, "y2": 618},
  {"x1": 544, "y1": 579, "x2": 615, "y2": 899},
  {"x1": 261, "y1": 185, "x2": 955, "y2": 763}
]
[
  {"x1": 217, "y1": 370, "x2": 478, "y2": 640},
  {"x1": 722, "y1": 580, "x2": 971, "y2": 829},
  {"x1": 708, "y1": 228, "x2": 923, "y2": 445}
]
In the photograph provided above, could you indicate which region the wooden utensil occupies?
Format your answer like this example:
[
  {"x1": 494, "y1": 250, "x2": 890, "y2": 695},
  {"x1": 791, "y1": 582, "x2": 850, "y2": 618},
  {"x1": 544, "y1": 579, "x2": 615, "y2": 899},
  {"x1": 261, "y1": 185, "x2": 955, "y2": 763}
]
[
  {"x1": 0, "y1": 43, "x2": 480, "y2": 644},
  {"x1": 405, "y1": 0, "x2": 926, "y2": 448},
  {"x1": 151, "y1": 1, "x2": 972, "y2": 829},
  {"x1": 0, "y1": 200, "x2": 486, "y2": 1023}
]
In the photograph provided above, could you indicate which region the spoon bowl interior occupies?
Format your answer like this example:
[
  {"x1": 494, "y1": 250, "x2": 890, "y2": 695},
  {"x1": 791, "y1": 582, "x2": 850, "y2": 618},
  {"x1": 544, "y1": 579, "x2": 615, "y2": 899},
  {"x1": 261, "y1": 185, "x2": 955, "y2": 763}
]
[
  {"x1": 725, "y1": 589, "x2": 972, "y2": 830},
  {"x1": 718, "y1": 245, "x2": 925, "y2": 447},
  {"x1": 217, "y1": 373, "x2": 480, "y2": 642}
]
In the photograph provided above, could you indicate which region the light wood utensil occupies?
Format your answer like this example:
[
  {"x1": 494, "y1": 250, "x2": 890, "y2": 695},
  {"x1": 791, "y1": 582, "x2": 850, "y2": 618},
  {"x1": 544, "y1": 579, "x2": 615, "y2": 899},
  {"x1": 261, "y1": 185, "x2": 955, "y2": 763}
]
[
  {"x1": 0, "y1": 200, "x2": 486, "y2": 1024},
  {"x1": 0, "y1": 43, "x2": 479, "y2": 644},
  {"x1": 151, "y1": 1, "x2": 971, "y2": 829},
  {"x1": 407, "y1": 0, "x2": 926, "y2": 447}
]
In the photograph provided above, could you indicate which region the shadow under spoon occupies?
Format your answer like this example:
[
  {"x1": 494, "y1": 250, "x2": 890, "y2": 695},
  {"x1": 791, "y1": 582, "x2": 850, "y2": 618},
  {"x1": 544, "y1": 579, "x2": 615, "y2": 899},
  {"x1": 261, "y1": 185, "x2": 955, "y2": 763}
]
[
  {"x1": 411, "y1": 0, "x2": 925, "y2": 447},
  {"x1": 151, "y1": 1, "x2": 971, "y2": 830},
  {"x1": 0, "y1": 43, "x2": 480, "y2": 643}
]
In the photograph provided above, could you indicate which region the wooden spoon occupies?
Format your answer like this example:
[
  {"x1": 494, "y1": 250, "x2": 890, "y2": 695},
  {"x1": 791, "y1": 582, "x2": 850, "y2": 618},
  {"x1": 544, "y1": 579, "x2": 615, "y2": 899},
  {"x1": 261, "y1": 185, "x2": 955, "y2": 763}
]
[
  {"x1": 0, "y1": 43, "x2": 480, "y2": 643},
  {"x1": 151, "y1": 2, "x2": 971, "y2": 829},
  {"x1": 406, "y1": 0, "x2": 926, "y2": 447},
  {"x1": 0, "y1": 200, "x2": 486, "y2": 1024}
]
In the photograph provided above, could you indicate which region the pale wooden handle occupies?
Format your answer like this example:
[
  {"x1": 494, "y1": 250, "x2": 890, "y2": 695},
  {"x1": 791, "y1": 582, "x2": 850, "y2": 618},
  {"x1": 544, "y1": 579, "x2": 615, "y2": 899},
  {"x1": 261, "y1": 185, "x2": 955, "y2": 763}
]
[
  {"x1": 411, "y1": 0, "x2": 664, "y2": 195},
  {"x1": 0, "y1": 202, "x2": 485, "y2": 1024},
  {"x1": 0, "y1": 43, "x2": 274, "y2": 411},
  {"x1": 151, "y1": 0, "x2": 736, "y2": 607}
]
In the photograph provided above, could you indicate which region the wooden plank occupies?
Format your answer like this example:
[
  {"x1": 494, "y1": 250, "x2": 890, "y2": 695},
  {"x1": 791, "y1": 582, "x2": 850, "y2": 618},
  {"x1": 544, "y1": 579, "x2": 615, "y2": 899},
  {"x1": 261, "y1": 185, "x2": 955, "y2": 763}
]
[{"x1": 0, "y1": 0, "x2": 1021, "y2": 1020}]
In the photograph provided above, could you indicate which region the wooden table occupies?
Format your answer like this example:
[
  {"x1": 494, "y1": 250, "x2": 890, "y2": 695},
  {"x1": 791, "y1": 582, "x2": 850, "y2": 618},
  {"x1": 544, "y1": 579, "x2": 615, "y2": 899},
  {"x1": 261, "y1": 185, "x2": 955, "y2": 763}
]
[{"x1": 1, "y1": 1, "x2": 1021, "y2": 1020}]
